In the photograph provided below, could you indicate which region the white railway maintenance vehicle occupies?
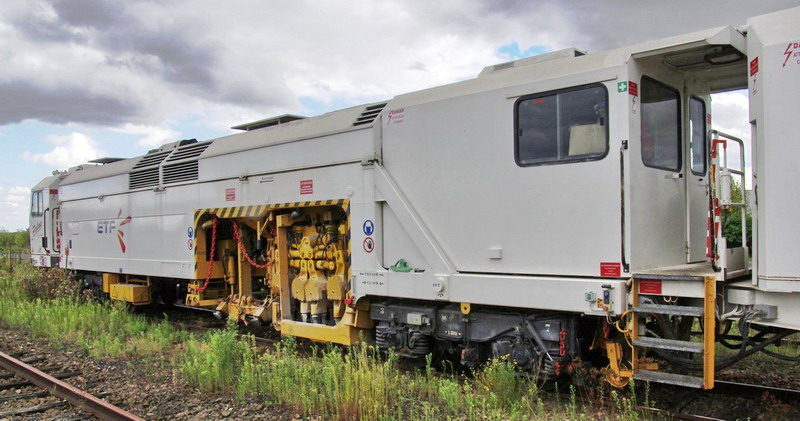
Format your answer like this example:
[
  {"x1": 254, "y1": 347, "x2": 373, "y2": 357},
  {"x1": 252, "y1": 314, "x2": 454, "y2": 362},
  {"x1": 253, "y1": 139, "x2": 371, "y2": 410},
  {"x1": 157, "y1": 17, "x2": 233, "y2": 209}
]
[{"x1": 29, "y1": 7, "x2": 800, "y2": 389}]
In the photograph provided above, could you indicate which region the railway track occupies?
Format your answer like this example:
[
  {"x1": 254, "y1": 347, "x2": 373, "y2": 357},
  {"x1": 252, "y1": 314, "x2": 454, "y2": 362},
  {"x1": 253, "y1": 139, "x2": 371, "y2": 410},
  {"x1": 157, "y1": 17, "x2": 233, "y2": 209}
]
[
  {"x1": 566, "y1": 378, "x2": 800, "y2": 421},
  {"x1": 0, "y1": 351, "x2": 144, "y2": 420},
  {"x1": 630, "y1": 378, "x2": 800, "y2": 420},
  {"x1": 714, "y1": 379, "x2": 800, "y2": 402}
]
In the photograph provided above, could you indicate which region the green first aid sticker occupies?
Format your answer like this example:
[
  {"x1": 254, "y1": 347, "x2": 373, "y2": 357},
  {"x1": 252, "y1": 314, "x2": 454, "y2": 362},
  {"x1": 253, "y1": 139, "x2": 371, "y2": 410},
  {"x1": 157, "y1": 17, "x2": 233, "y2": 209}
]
[{"x1": 617, "y1": 81, "x2": 628, "y2": 93}]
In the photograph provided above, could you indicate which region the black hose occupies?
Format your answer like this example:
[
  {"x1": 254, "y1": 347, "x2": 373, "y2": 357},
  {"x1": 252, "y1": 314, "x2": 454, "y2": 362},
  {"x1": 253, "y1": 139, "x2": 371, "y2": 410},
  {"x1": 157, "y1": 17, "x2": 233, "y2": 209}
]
[{"x1": 649, "y1": 312, "x2": 796, "y2": 371}]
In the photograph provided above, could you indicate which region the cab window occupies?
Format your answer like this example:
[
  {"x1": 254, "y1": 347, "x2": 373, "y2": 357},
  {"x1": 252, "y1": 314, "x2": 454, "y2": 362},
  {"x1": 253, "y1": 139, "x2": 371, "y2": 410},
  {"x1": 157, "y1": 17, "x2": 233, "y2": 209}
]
[
  {"x1": 641, "y1": 76, "x2": 681, "y2": 171},
  {"x1": 30, "y1": 190, "x2": 43, "y2": 216},
  {"x1": 689, "y1": 97, "x2": 707, "y2": 175},
  {"x1": 515, "y1": 83, "x2": 608, "y2": 166}
]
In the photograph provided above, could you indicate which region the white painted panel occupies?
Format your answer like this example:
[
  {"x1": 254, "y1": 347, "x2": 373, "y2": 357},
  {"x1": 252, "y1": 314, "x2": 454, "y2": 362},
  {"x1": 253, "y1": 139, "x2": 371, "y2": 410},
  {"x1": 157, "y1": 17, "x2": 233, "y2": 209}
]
[
  {"x1": 60, "y1": 163, "x2": 366, "y2": 279},
  {"x1": 200, "y1": 130, "x2": 372, "y2": 181},
  {"x1": 748, "y1": 7, "x2": 800, "y2": 281},
  {"x1": 59, "y1": 174, "x2": 128, "y2": 201},
  {"x1": 628, "y1": 60, "x2": 688, "y2": 271},
  {"x1": 383, "y1": 75, "x2": 623, "y2": 277}
]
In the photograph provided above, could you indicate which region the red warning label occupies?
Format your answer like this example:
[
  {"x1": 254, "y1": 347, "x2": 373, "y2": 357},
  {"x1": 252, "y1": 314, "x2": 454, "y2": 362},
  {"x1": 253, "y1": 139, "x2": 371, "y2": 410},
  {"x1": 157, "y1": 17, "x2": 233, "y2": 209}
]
[
  {"x1": 628, "y1": 81, "x2": 638, "y2": 97},
  {"x1": 300, "y1": 179, "x2": 313, "y2": 195},
  {"x1": 225, "y1": 188, "x2": 236, "y2": 201},
  {"x1": 639, "y1": 279, "x2": 663, "y2": 295},
  {"x1": 600, "y1": 262, "x2": 621, "y2": 277},
  {"x1": 750, "y1": 57, "x2": 759, "y2": 76}
]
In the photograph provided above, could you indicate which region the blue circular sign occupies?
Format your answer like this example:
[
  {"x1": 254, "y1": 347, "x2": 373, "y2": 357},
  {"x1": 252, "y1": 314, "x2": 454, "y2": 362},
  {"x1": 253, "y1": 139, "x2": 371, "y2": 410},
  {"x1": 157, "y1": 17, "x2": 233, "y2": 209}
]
[
  {"x1": 363, "y1": 220, "x2": 374, "y2": 236},
  {"x1": 187, "y1": 227, "x2": 194, "y2": 238}
]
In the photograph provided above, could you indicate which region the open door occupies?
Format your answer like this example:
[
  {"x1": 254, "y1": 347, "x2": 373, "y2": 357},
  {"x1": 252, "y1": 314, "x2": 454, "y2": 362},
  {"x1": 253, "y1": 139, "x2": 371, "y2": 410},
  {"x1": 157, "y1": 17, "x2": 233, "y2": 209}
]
[
  {"x1": 686, "y1": 96, "x2": 709, "y2": 262},
  {"x1": 52, "y1": 207, "x2": 62, "y2": 254}
]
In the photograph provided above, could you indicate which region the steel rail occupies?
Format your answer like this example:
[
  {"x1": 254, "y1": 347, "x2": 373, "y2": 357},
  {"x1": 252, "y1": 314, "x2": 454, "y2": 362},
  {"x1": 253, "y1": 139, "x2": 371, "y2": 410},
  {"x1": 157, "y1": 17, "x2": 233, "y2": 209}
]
[
  {"x1": 0, "y1": 351, "x2": 144, "y2": 421},
  {"x1": 714, "y1": 379, "x2": 800, "y2": 402}
]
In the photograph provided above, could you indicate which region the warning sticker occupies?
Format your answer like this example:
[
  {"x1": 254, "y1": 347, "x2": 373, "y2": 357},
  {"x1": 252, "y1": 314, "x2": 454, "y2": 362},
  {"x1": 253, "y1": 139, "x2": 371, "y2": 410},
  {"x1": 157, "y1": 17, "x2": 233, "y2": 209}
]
[
  {"x1": 750, "y1": 57, "x2": 759, "y2": 75},
  {"x1": 363, "y1": 220, "x2": 374, "y2": 236},
  {"x1": 300, "y1": 179, "x2": 313, "y2": 195},
  {"x1": 387, "y1": 108, "x2": 405, "y2": 125},
  {"x1": 225, "y1": 188, "x2": 236, "y2": 201},
  {"x1": 782, "y1": 41, "x2": 800, "y2": 68},
  {"x1": 639, "y1": 279, "x2": 663, "y2": 295},
  {"x1": 628, "y1": 81, "x2": 638, "y2": 97},
  {"x1": 600, "y1": 262, "x2": 621, "y2": 277},
  {"x1": 363, "y1": 237, "x2": 375, "y2": 253}
]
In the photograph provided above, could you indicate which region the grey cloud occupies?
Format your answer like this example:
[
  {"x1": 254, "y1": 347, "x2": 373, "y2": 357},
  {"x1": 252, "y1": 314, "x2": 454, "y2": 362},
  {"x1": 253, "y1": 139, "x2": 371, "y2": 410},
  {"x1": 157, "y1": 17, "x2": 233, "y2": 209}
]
[
  {"x1": 51, "y1": 0, "x2": 124, "y2": 30},
  {"x1": 102, "y1": 30, "x2": 218, "y2": 89},
  {"x1": 3, "y1": 0, "x2": 289, "y2": 128},
  {"x1": 476, "y1": 0, "x2": 800, "y2": 52},
  {"x1": 557, "y1": 1, "x2": 800, "y2": 52},
  {"x1": 9, "y1": 1, "x2": 218, "y2": 91},
  {"x1": 11, "y1": 7, "x2": 87, "y2": 43},
  {"x1": 0, "y1": 81, "x2": 141, "y2": 126}
]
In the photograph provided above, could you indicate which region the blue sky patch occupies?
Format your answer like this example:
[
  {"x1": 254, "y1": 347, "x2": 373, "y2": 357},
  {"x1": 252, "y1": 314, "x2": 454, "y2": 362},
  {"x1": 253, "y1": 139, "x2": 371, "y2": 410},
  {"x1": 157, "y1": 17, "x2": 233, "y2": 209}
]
[{"x1": 498, "y1": 42, "x2": 550, "y2": 60}]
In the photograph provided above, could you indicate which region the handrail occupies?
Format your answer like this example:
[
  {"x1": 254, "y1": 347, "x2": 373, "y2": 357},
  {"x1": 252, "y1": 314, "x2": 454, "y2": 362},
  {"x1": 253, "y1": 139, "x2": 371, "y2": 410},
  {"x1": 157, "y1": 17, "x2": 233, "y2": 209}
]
[{"x1": 710, "y1": 130, "x2": 749, "y2": 270}]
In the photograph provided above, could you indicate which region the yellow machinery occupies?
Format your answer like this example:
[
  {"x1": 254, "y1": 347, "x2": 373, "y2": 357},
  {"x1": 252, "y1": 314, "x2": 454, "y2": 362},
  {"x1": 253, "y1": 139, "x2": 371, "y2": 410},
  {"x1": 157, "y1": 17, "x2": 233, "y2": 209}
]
[
  {"x1": 602, "y1": 275, "x2": 716, "y2": 390},
  {"x1": 185, "y1": 200, "x2": 372, "y2": 345},
  {"x1": 103, "y1": 273, "x2": 151, "y2": 306}
]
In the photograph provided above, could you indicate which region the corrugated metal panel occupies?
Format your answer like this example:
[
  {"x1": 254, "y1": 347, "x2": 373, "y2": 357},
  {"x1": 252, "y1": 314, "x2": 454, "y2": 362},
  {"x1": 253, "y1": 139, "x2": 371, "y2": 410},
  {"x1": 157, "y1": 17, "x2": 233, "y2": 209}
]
[
  {"x1": 166, "y1": 141, "x2": 212, "y2": 162},
  {"x1": 128, "y1": 168, "x2": 159, "y2": 189},
  {"x1": 353, "y1": 103, "x2": 387, "y2": 126},
  {"x1": 162, "y1": 161, "x2": 199, "y2": 184},
  {"x1": 132, "y1": 151, "x2": 170, "y2": 169}
]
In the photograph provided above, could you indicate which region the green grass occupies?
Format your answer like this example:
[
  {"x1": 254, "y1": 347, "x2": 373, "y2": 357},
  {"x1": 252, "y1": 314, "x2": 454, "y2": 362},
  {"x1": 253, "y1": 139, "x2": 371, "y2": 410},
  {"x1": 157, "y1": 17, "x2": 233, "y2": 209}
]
[
  {"x1": 182, "y1": 329, "x2": 548, "y2": 420},
  {"x1": 0, "y1": 264, "x2": 187, "y2": 357},
  {"x1": 182, "y1": 327, "x2": 647, "y2": 420},
  {"x1": 2, "y1": 263, "x2": 645, "y2": 420}
]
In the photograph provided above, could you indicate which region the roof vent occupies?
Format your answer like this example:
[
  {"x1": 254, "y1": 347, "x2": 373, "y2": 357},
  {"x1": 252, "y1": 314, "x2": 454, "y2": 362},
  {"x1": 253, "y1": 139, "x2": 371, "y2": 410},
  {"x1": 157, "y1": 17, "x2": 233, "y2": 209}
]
[
  {"x1": 353, "y1": 103, "x2": 387, "y2": 127},
  {"x1": 163, "y1": 161, "x2": 199, "y2": 184},
  {"x1": 129, "y1": 168, "x2": 159, "y2": 190},
  {"x1": 231, "y1": 114, "x2": 306, "y2": 131},
  {"x1": 132, "y1": 150, "x2": 170, "y2": 169},
  {"x1": 166, "y1": 141, "x2": 212, "y2": 162}
]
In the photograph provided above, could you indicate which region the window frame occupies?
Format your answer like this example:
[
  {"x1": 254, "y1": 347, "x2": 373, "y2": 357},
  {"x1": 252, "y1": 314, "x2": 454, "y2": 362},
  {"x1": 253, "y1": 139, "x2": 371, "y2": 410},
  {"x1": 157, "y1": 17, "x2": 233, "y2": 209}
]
[
  {"x1": 640, "y1": 75, "x2": 682, "y2": 172},
  {"x1": 688, "y1": 96, "x2": 707, "y2": 176},
  {"x1": 30, "y1": 190, "x2": 43, "y2": 217},
  {"x1": 514, "y1": 82, "x2": 610, "y2": 167}
]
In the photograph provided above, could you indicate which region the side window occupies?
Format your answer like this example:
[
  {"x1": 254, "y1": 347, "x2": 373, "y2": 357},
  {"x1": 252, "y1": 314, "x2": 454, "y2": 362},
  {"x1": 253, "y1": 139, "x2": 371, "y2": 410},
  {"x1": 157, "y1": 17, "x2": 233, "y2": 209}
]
[
  {"x1": 641, "y1": 76, "x2": 681, "y2": 171},
  {"x1": 515, "y1": 83, "x2": 608, "y2": 166},
  {"x1": 689, "y1": 97, "x2": 707, "y2": 176},
  {"x1": 31, "y1": 190, "x2": 43, "y2": 216}
]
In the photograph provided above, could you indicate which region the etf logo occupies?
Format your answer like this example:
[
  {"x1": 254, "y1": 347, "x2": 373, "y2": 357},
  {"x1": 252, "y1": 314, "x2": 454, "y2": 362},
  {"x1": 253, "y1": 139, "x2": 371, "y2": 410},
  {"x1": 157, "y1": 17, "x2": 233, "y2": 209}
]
[{"x1": 97, "y1": 210, "x2": 132, "y2": 253}]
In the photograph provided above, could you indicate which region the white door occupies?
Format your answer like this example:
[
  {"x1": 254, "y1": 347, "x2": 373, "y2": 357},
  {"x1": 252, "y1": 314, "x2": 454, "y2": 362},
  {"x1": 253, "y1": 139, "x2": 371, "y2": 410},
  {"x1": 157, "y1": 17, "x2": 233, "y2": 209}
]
[
  {"x1": 629, "y1": 74, "x2": 688, "y2": 269},
  {"x1": 686, "y1": 96, "x2": 710, "y2": 262}
]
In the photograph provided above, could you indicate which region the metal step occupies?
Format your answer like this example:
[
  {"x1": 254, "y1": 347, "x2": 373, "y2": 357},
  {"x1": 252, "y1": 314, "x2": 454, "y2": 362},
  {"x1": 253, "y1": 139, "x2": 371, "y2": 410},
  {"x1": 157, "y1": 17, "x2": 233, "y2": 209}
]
[
  {"x1": 634, "y1": 369, "x2": 704, "y2": 388},
  {"x1": 633, "y1": 336, "x2": 703, "y2": 353},
  {"x1": 632, "y1": 303, "x2": 704, "y2": 317}
]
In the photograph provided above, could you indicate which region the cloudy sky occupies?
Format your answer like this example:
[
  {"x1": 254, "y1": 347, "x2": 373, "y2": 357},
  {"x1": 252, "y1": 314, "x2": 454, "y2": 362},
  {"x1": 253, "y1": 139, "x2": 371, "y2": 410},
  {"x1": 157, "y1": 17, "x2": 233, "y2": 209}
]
[{"x1": 1, "y1": 0, "x2": 798, "y2": 231}]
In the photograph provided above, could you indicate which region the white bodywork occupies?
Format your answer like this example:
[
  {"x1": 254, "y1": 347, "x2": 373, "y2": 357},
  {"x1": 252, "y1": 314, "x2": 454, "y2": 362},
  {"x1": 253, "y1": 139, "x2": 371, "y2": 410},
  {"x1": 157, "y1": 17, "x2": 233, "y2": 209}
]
[
  {"x1": 747, "y1": 8, "x2": 800, "y2": 289},
  {"x1": 29, "y1": 7, "x2": 800, "y2": 324}
]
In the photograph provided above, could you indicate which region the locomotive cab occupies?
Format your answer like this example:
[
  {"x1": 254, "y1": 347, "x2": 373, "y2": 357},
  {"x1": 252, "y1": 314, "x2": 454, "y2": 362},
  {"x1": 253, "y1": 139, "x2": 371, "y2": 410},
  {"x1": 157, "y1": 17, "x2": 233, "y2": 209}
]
[
  {"x1": 626, "y1": 26, "x2": 749, "y2": 274},
  {"x1": 29, "y1": 174, "x2": 63, "y2": 268}
]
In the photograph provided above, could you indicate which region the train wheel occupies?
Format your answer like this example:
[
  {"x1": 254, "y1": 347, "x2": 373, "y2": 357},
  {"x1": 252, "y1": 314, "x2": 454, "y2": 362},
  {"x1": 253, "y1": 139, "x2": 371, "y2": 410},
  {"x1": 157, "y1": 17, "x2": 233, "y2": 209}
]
[{"x1": 602, "y1": 366, "x2": 630, "y2": 388}]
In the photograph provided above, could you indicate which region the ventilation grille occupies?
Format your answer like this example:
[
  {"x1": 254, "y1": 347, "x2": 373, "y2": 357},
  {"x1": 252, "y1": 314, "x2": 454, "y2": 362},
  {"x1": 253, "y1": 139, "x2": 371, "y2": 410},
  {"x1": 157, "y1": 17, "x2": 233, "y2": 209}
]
[
  {"x1": 166, "y1": 141, "x2": 212, "y2": 162},
  {"x1": 163, "y1": 161, "x2": 199, "y2": 184},
  {"x1": 129, "y1": 168, "x2": 159, "y2": 190},
  {"x1": 353, "y1": 103, "x2": 387, "y2": 126},
  {"x1": 132, "y1": 150, "x2": 170, "y2": 169}
]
